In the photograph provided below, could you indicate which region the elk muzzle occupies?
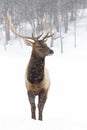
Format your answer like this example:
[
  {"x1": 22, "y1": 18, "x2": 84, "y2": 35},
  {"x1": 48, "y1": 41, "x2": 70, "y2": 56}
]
[
  {"x1": 49, "y1": 49, "x2": 54, "y2": 54},
  {"x1": 48, "y1": 49, "x2": 54, "y2": 56}
]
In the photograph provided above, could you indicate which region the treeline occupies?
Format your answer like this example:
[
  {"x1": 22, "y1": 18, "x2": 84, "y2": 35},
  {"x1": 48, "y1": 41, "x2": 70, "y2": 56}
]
[{"x1": 0, "y1": 0, "x2": 87, "y2": 48}]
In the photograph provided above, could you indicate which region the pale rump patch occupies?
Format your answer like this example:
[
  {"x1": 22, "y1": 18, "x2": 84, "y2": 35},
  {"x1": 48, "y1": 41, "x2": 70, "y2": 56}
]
[{"x1": 25, "y1": 68, "x2": 50, "y2": 94}]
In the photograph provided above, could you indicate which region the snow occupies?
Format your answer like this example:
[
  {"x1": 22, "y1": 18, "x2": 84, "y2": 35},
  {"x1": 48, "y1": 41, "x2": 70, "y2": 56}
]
[{"x1": 0, "y1": 18, "x2": 87, "y2": 130}]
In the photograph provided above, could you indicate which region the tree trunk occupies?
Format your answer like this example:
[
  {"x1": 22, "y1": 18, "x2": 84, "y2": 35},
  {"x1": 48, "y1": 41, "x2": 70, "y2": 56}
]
[
  {"x1": 50, "y1": 37, "x2": 53, "y2": 47},
  {"x1": 64, "y1": 11, "x2": 68, "y2": 33},
  {"x1": 4, "y1": 22, "x2": 10, "y2": 50},
  {"x1": 59, "y1": 19, "x2": 63, "y2": 53},
  {"x1": 74, "y1": 12, "x2": 76, "y2": 48}
]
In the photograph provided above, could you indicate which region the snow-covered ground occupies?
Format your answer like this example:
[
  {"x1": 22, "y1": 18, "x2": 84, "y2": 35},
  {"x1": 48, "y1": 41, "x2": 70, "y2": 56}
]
[{"x1": 0, "y1": 18, "x2": 87, "y2": 130}]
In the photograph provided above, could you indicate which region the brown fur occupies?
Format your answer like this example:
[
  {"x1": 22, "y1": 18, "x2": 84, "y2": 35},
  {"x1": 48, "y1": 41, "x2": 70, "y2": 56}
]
[
  {"x1": 5, "y1": 14, "x2": 54, "y2": 121},
  {"x1": 25, "y1": 41, "x2": 53, "y2": 121},
  {"x1": 25, "y1": 68, "x2": 50, "y2": 95}
]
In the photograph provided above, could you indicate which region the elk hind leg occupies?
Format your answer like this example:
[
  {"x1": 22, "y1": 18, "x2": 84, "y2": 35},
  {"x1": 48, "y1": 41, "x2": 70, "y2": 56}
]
[
  {"x1": 38, "y1": 89, "x2": 47, "y2": 121},
  {"x1": 28, "y1": 91, "x2": 36, "y2": 120}
]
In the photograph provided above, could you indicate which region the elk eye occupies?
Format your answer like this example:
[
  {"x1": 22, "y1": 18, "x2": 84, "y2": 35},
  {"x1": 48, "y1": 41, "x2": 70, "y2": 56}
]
[{"x1": 36, "y1": 45, "x2": 41, "y2": 48}]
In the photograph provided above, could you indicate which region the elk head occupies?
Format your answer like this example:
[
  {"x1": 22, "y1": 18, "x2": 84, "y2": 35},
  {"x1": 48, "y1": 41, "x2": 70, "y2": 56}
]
[
  {"x1": 25, "y1": 34, "x2": 54, "y2": 58},
  {"x1": 3, "y1": 12, "x2": 54, "y2": 58}
]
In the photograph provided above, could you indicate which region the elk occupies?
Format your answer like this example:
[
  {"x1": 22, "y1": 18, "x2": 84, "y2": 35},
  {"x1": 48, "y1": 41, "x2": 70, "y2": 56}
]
[{"x1": 4, "y1": 14, "x2": 54, "y2": 121}]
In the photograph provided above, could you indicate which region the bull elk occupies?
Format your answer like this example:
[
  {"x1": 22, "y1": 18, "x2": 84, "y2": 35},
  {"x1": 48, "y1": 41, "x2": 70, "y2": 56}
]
[{"x1": 4, "y1": 13, "x2": 54, "y2": 121}]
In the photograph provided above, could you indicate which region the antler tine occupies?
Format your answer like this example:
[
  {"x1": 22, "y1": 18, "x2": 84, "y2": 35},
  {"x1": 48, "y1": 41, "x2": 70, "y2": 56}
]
[
  {"x1": 42, "y1": 32, "x2": 54, "y2": 40},
  {"x1": 42, "y1": 16, "x2": 54, "y2": 40},
  {"x1": 25, "y1": 39, "x2": 34, "y2": 46},
  {"x1": 42, "y1": 27, "x2": 54, "y2": 40},
  {"x1": 37, "y1": 32, "x2": 43, "y2": 40},
  {"x1": 42, "y1": 15, "x2": 47, "y2": 32}
]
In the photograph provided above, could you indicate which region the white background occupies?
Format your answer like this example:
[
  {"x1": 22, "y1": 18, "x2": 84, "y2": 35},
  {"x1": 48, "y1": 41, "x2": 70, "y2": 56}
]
[{"x1": 0, "y1": 14, "x2": 87, "y2": 130}]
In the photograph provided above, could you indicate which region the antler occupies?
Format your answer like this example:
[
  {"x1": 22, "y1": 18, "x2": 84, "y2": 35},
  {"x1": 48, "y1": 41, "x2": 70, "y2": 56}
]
[
  {"x1": 42, "y1": 29, "x2": 54, "y2": 40},
  {"x1": 42, "y1": 16, "x2": 54, "y2": 40},
  {"x1": 3, "y1": 11, "x2": 54, "y2": 45},
  {"x1": 3, "y1": 11, "x2": 36, "y2": 42}
]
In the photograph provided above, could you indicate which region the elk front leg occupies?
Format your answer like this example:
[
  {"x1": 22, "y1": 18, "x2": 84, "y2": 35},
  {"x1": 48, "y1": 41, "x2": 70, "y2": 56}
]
[
  {"x1": 28, "y1": 91, "x2": 36, "y2": 120},
  {"x1": 38, "y1": 89, "x2": 47, "y2": 121}
]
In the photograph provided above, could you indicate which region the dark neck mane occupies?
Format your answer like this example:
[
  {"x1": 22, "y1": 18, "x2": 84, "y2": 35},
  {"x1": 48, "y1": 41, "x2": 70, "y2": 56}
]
[{"x1": 27, "y1": 51, "x2": 45, "y2": 84}]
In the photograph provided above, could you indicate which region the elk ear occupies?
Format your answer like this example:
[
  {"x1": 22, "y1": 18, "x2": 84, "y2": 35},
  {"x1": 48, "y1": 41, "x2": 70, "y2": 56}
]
[{"x1": 25, "y1": 40, "x2": 34, "y2": 46}]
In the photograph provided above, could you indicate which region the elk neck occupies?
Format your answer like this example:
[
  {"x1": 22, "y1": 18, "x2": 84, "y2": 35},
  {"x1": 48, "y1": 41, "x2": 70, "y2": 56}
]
[{"x1": 27, "y1": 50, "x2": 45, "y2": 84}]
